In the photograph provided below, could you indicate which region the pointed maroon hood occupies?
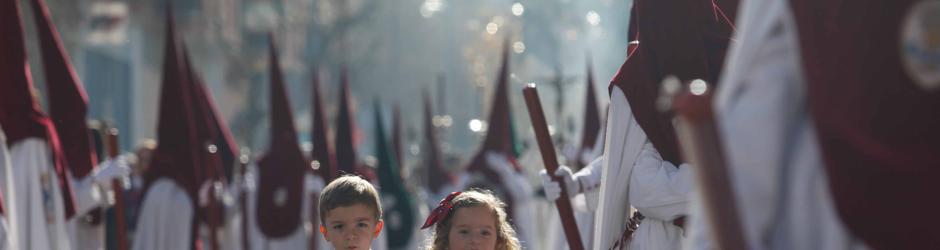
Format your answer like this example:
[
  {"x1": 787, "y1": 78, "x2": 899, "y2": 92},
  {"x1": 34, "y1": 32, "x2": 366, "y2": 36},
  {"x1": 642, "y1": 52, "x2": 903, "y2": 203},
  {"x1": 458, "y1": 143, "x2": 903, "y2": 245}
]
[
  {"x1": 198, "y1": 71, "x2": 240, "y2": 183},
  {"x1": 145, "y1": 3, "x2": 201, "y2": 202},
  {"x1": 182, "y1": 47, "x2": 239, "y2": 183},
  {"x1": 255, "y1": 34, "x2": 306, "y2": 238},
  {"x1": 458, "y1": 40, "x2": 524, "y2": 236},
  {"x1": 422, "y1": 89, "x2": 455, "y2": 193},
  {"x1": 391, "y1": 103, "x2": 404, "y2": 178},
  {"x1": 31, "y1": 0, "x2": 99, "y2": 179},
  {"x1": 576, "y1": 56, "x2": 601, "y2": 169},
  {"x1": 181, "y1": 45, "x2": 231, "y2": 185},
  {"x1": 478, "y1": 42, "x2": 515, "y2": 158},
  {"x1": 465, "y1": 40, "x2": 519, "y2": 174},
  {"x1": 608, "y1": 0, "x2": 737, "y2": 165},
  {"x1": 1, "y1": 0, "x2": 50, "y2": 147},
  {"x1": 0, "y1": 0, "x2": 77, "y2": 218},
  {"x1": 310, "y1": 67, "x2": 338, "y2": 181},
  {"x1": 334, "y1": 67, "x2": 359, "y2": 175}
]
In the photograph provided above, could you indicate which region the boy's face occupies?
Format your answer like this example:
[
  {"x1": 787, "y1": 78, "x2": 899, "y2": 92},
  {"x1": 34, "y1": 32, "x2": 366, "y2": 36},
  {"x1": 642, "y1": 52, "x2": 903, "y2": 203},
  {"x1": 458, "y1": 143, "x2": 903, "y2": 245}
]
[
  {"x1": 448, "y1": 205, "x2": 497, "y2": 250},
  {"x1": 320, "y1": 204, "x2": 383, "y2": 250}
]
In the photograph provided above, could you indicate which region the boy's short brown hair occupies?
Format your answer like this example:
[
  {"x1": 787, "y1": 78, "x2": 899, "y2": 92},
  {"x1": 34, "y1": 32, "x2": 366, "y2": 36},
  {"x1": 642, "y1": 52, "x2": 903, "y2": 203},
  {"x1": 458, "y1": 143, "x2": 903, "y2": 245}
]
[{"x1": 318, "y1": 175, "x2": 382, "y2": 224}]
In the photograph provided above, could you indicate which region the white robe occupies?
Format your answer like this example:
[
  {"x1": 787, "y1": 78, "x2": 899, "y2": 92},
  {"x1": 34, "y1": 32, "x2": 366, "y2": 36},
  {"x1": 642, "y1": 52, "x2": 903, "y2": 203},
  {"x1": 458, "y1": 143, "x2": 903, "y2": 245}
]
[
  {"x1": 132, "y1": 178, "x2": 194, "y2": 250},
  {"x1": 3, "y1": 138, "x2": 73, "y2": 250},
  {"x1": 241, "y1": 164, "x2": 330, "y2": 250},
  {"x1": 695, "y1": 0, "x2": 868, "y2": 248},
  {"x1": 593, "y1": 86, "x2": 693, "y2": 250},
  {"x1": 420, "y1": 173, "x2": 467, "y2": 210},
  {"x1": 481, "y1": 152, "x2": 537, "y2": 249},
  {"x1": 0, "y1": 130, "x2": 17, "y2": 250}
]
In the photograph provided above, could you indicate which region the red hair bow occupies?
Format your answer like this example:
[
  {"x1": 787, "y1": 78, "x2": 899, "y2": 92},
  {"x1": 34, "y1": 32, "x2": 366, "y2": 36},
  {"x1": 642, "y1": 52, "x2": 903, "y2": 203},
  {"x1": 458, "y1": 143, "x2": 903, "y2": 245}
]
[{"x1": 421, "y1": 191, "x2": 462, "y2": 229}]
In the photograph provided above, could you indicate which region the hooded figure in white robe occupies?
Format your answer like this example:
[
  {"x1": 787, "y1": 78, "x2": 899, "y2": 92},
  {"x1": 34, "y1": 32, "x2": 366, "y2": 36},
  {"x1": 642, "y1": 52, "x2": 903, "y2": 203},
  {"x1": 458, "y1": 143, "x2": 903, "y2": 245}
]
[
  {"x1": 28, "y1": 0, "x2": 132, "y2": 248},
  {"x1": 239, "y1": 169, "x2": 327, "y2": 250},
  {"x1": 0, "y1": 1, "x2": 81, "y2": 249},
  {"x1": 690, "y1": 0, "x2": 936, "y2": 248},
  {"x1": 458, "y1": 41, "x2": 537, "y2": 249},
  {"x1": 540, "y1": 0, "x2": 738, "y2": 249},
  {"x1": 692, "y1": 1, "x2": 859, "y2": 248},
  {"x1": 132, "y1": 4, "x2": 204, "y2": 250},
  {"x1": 236, "y1": 34, "x2": 329, "y2": 250}
]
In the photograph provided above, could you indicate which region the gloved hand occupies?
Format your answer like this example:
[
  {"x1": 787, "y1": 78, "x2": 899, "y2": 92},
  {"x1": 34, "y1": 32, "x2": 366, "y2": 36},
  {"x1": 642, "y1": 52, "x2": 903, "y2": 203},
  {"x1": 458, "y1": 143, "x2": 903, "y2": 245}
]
[
  {"x1": 539, "y1": 169, "x2": 561, "y2": 201},
  {"x1": 92, "y1": 156, "x2": 131, "y2": 186},
  {"x1": 538, "y1": 165, "x2": 579, "y2": 201},
  {"x1": 198, "y1": 180, "x2": 222, "y2": 207},
  {"x1": 636, "y1": 142, "x2": 665, "y2": 168}
]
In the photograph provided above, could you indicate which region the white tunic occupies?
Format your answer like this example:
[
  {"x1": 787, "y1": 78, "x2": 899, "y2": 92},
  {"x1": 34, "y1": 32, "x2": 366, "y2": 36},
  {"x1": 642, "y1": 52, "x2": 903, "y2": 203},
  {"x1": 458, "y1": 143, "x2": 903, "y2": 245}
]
[
  {"x1": 132, "y1": 178, "x2": 194, "y2": 250},
  {"x1": 482, "y1": 152, "x2": 537, "y2": 249},
  {"x1": 3, "y1": 138, "x2": 73, "y2": 250},
  {"x1": 593, "y1": 87, "x2": 693, "y2": 250},
  {"x1": 697, "y1": 0, "x2": 868, "y2": 248}
]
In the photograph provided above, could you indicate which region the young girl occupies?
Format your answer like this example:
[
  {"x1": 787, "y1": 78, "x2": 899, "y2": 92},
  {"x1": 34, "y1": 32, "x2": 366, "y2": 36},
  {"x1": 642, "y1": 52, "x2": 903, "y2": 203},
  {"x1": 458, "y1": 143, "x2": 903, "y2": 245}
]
[{"x1": 421, "y1": 189, "x2": 522, "y2": 250}]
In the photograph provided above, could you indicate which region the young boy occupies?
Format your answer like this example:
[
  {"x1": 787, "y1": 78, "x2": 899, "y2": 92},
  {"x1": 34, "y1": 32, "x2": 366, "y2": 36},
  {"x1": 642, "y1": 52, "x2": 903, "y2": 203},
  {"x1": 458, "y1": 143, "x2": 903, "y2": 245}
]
[{"x1": 319, "y1": 175, "x2": 384, "y2": 250}]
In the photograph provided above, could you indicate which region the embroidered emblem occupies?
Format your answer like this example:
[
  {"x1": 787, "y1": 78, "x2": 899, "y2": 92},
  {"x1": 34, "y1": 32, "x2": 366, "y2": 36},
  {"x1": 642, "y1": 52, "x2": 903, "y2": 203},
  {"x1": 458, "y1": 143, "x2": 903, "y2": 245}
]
[{"x1": 901, "y1": 0, "x2": 940, "y2": 91}]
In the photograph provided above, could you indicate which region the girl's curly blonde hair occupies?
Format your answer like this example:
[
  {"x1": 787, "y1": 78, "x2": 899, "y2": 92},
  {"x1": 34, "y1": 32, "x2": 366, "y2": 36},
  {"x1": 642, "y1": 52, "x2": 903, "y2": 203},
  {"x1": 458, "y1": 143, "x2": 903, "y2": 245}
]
[{"x1": 425, "y1": 189, "x2": 521, "y2": 250}]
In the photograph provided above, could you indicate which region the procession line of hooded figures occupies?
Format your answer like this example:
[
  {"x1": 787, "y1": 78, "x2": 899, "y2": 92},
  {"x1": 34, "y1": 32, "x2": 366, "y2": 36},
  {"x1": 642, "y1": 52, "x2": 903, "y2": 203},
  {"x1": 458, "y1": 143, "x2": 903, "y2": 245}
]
[{"x1": 2, "y1": 0, "x2": 938, "y2": 249}]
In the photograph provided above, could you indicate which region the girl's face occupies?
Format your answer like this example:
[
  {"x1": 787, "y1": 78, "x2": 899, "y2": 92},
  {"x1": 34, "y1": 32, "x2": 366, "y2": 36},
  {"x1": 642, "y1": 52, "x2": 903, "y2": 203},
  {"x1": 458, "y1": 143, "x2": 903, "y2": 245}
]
[{"x1": 447, "y1": 205, "x2": 498, "y2": 250}]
